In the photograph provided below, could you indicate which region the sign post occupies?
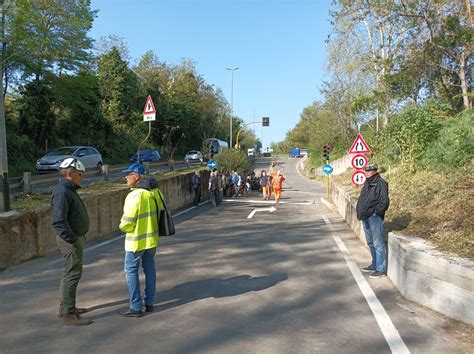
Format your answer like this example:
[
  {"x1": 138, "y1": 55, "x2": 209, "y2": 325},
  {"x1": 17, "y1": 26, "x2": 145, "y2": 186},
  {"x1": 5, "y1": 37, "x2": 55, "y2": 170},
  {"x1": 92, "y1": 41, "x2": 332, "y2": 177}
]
[
  {"x1": 137, "y1": 96, "x2": 156, "y2": 164},
  {"x1": 322, "y1": 163, "x2": 333, "y2": 197}
]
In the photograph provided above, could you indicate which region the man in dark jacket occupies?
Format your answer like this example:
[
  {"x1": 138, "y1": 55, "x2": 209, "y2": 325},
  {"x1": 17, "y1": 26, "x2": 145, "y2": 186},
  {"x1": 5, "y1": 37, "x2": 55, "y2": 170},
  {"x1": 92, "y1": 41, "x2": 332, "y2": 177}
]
[
  {"x1": 51, "y1": 158, "x2": 91, "y2": 325},
  {"x1": 191, "y1": 170, "x2": 201, "y2": 206},
  {"x1": 356, "y1": 163, "x2": 390, "y2": 279}
]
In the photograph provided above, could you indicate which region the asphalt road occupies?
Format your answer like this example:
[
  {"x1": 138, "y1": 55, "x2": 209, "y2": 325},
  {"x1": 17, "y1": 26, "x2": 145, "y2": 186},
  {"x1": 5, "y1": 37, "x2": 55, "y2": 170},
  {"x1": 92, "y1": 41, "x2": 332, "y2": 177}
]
[{"x1": 0, "y1": 157, "x2": 471, "y2": 353}]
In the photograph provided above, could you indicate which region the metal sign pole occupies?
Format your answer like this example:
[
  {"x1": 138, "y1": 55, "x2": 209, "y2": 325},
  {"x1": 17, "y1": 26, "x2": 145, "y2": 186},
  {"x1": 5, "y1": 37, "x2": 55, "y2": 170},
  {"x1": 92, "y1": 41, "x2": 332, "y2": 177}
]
[{"x1": 137, "y1": 121, "x2": 152, "y2": 164}]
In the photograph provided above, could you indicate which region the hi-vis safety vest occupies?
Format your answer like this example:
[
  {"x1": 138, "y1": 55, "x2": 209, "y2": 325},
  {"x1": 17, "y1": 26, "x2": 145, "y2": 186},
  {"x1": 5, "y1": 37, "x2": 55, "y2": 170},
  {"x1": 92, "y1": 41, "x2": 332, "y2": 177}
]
[{"x1": 119, "y1": 188, "x2": 160, "y2": 252}]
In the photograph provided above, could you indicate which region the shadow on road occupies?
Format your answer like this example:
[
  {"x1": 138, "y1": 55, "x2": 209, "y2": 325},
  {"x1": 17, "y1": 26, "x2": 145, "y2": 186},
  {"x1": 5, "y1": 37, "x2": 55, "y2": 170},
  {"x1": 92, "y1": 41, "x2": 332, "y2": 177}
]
[{"x1": 89, "y1": 273, "x2": 287, "y2": 321}]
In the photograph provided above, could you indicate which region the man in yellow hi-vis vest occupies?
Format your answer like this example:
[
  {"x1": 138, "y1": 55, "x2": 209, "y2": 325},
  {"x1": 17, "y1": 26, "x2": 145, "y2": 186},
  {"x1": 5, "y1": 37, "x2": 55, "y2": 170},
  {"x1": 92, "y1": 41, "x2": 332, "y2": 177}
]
[{"x1": 118, "y1": 163, "x2": 164, "y2": 317}]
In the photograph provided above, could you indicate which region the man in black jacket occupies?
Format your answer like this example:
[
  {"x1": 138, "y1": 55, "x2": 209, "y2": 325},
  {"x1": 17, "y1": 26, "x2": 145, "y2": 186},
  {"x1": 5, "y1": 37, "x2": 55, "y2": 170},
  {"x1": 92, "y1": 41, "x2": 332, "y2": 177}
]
[
  {"x1": 51, "y1": 158, "x2": 91, "y2": 325},
  {"x1": 356, "y1": 163, "x2": 390, "y2": 279}
]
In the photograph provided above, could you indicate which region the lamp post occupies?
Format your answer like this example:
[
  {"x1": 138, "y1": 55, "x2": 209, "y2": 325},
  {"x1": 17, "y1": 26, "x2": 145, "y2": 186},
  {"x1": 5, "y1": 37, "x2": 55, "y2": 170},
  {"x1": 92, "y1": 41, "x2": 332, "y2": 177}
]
[{"x1": 226, "y1": 67, "x2": 238, "y2": 148}]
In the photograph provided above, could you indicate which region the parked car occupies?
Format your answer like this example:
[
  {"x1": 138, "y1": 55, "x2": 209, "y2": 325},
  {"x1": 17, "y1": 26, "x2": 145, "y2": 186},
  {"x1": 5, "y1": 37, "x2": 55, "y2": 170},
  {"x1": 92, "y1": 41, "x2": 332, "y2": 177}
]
[
  {"x1": 36, "y1": 146, "x2": 103, "y2": 173},
  {"x1": 184, "y1": 150, "x2": 203, "y2": 161},
  {"x1": 299, "y1": 149, "x2": 309, "y2": 157},
  {"x1": 262, "y1": 152, "x2": 271, "y2": 157},
  {"x1": 129, "y1": 149, "x2": 161, "y2": 163}
]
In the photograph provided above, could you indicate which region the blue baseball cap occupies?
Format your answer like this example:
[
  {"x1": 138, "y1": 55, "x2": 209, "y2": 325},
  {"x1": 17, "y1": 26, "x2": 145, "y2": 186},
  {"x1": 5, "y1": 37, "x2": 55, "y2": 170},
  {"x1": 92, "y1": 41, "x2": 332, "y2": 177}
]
[{"x1": 121, "y1": 163, "x2": 145, "y2": 175}]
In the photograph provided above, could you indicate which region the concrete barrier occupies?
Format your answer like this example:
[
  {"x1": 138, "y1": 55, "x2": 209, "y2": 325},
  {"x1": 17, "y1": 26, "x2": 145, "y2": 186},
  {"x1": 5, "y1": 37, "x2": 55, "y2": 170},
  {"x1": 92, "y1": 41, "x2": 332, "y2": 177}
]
[
  {"x1": 329, "y1": 180, "x2": 474, "y2": 325},
  {"x1": 0, "y1": 171, "x2": 209, "y2": 269}
]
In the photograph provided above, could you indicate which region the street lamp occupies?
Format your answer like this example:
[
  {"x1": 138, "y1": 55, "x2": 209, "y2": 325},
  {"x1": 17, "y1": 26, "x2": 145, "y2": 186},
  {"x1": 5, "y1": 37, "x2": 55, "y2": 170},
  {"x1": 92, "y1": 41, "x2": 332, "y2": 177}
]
[{"x1": 226, "y1": 67, "x2": 239, "y2": 149}]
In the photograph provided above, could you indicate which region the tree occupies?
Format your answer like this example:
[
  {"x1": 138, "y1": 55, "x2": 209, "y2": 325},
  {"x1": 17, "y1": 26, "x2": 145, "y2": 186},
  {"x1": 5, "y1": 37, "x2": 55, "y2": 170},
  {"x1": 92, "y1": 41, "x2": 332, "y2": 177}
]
[{"x1": 97, "y1": 46, "x2": 139, "y2": 128}]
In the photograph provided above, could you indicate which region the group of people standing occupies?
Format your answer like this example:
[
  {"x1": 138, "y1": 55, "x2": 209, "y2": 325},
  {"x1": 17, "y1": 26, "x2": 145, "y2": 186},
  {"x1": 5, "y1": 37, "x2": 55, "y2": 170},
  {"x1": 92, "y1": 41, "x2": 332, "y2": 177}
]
[
  {"x1": 51, "y1": 160, "x2": 165, "y2": 325},
  {"x1": 190, "y1": 161, "x2": 287, "y2": 207}
]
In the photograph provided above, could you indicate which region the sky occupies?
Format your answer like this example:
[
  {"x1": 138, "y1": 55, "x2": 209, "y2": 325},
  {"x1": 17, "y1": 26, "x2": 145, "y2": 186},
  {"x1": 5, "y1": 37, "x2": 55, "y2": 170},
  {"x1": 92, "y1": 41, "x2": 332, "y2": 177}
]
[{"x1": 89, "y1": 0, "x2": 333, "y2": 148}]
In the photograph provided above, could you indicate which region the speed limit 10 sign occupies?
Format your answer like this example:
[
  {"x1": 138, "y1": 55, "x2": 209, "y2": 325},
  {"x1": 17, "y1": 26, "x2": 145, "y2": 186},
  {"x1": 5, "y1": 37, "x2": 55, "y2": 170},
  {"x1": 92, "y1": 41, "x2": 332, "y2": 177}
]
[
  {"x1": 351, "y1": 154, "x2": 368, "y2": 170},
  {"x1": 351, "y1": 171, "x2": 366, "y2": 187}
]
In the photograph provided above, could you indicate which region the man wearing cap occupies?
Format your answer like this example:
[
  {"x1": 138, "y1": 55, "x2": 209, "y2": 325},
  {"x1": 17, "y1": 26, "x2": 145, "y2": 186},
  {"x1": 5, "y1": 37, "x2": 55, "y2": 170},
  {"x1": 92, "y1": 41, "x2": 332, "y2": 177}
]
[
  {"x1": 356, "y1": 163, "x2": 390, "y2": 279},
  {"x1": 51, "y1": 158, "x2": 92, "y2": 325},
  {"x1": 119, "y1": 163, "x2": 164, "y2": 317}
]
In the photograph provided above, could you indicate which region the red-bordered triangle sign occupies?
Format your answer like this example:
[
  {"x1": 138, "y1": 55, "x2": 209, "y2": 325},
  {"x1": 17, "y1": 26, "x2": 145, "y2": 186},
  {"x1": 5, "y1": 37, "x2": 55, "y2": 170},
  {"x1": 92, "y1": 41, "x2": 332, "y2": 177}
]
[
  {"x1": 348, "y1": 134, "x2": 372, "y2": 154},
  {"x1": 143, "y1": 95, "x2": 156, "y2": 114}
]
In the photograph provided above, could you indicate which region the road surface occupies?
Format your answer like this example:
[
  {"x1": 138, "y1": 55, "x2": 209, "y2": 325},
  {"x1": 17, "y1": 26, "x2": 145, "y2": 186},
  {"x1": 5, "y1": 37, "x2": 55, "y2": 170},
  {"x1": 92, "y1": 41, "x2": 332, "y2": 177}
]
[{"x1": 0, "y1": 157, "x2": 471, "y2": 353}]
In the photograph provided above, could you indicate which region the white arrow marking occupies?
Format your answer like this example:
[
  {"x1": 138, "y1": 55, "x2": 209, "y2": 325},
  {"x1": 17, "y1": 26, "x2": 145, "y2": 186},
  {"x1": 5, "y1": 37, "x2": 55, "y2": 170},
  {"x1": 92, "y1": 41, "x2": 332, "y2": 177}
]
[{"x1": 247, "y1": 206, "x2": 277, "y2": 219}]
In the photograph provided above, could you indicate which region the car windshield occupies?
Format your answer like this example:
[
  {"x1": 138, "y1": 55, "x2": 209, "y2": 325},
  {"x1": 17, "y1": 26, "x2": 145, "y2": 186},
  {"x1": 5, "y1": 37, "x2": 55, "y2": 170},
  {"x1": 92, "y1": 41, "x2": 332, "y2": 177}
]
[{"x1": 47, "y1": 147, "x2": 76, "y2": 156}]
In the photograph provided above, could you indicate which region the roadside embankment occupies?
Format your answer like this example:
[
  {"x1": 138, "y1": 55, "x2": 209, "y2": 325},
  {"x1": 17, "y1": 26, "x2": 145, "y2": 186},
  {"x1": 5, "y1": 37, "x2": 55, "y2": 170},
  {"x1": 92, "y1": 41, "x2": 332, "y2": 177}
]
[
  {"x1": 329, "y1": 180, "x2": 474, "y2": 325},
  {"x1": 0, "y1": 171, "x2": 209, "y2": 270}
]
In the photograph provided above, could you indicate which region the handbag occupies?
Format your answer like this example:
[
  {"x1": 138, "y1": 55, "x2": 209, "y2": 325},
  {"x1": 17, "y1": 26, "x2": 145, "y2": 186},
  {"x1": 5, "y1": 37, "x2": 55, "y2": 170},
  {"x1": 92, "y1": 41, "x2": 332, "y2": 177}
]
[{"x1": 155, "y1": 190, "x2": 175, "y2": 236}]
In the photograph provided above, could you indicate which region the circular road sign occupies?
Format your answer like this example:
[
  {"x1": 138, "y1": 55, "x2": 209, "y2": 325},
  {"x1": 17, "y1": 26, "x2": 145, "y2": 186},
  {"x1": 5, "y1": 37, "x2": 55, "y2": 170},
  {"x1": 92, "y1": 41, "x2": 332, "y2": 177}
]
[
  {"x1": 351, "y1": 171, "x2": 366, "y2": 186},
  {"x1": 351, "y1": 154, "x2": 369, "y2": 170},
  {"x1": 207, "y1": 160, "x2": 217, "y2": 169},
  {"x1": 322, "y1": 164, "x2": 333, "y2": 175}
]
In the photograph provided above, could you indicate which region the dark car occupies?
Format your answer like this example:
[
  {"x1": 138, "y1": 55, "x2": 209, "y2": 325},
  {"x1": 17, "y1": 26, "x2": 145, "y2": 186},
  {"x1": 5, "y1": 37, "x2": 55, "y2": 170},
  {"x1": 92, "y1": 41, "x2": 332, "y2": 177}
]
[
  {"x1": 36, "y1": 146, "x2": 103, "y2": 173},
  {"x1": 262, "y1": 152, "x2": 271, "y2": 157},
  {"x1": 129, "y1": 149, "x2": 161, "y2": 163}
]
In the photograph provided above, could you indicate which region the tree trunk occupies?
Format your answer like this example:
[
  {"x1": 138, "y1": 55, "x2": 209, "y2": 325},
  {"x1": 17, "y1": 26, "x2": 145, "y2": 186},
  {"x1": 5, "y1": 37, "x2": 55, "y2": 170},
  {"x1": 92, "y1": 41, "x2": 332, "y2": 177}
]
[{"x1": 458, "y1": 51, "x2": 471, "y2": 109}]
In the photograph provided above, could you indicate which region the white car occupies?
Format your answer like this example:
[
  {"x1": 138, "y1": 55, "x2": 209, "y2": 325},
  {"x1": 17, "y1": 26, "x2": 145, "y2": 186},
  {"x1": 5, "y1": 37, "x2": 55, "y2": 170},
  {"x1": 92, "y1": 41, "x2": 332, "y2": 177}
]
[
  {"x1": 184, "y1": 150, "x2": 203, "y2": 161},
  {"x1": 299, "y1": 149, "x2": 309, "y2": 157},
  {"x1": 36, "y1": 146, "x2": 103, "y2": 173}
]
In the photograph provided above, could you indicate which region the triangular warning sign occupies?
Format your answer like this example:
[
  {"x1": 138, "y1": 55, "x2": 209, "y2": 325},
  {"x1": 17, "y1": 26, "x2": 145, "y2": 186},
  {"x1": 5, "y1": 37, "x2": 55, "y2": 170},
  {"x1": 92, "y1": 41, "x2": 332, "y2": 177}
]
[
  {"x1": 143, "y1": 95, "x2": 156, "y2": 114},
  {"x1": 348, "y1": 134, "x2": 371, "y2": 154}
]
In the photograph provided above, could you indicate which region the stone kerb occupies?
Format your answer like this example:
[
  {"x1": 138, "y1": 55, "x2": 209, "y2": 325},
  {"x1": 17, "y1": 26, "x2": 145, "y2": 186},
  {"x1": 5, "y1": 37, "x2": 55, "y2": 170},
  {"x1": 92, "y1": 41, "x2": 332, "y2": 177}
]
[
  {"x1": 329, "y1": 179, "x2": 474, "y2": 325},
  {"x1": 0, "y1": 171, "x2": 208, "y2": 270}
]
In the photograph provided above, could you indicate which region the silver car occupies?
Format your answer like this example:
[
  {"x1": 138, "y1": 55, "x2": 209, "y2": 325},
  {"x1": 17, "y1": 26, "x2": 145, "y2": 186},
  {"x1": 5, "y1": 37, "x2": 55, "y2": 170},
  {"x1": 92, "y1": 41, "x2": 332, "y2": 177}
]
[
  {"x1": 36, "y1": 146, "x2": 103, "y2": 173},
  {"x1": 184, "y1": 150, "x2": 203, "y2": 161}
]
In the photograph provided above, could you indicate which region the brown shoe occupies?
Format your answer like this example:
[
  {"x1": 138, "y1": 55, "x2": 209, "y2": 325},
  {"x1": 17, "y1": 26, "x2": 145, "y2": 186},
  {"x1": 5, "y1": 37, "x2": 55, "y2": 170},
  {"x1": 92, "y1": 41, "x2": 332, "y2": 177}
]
[
  {"x1": 63, "y1": 313, "x2": 92, "y2": 326},
  {"x1": 58, "y1": 306, "x2": 88, "y2": 318}
]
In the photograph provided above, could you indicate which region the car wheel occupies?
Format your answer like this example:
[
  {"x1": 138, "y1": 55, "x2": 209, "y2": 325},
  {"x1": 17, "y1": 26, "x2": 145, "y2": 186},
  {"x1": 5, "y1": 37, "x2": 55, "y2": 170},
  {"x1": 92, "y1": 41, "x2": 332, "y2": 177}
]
[{"x1": 96, "y1": 162, "x2": 103, "y2": 175}]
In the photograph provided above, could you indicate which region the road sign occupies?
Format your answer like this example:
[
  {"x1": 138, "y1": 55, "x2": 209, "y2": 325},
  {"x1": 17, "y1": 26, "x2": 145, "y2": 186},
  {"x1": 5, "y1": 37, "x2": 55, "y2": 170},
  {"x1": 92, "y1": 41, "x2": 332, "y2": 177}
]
[
  {"x1": 351, "y1": 154, "x2": 368, "y2": 170},
  {"x1": 351, "y1": 171, "x2": 366, "y2": 186},
  {"x1": 322, "y1": 164, "x2": 333, "y2": 175},
  {"x1": 207, "y1": 160, "x2": 217, "y2": 169},
  {"x1": 348, "y1": 134, "x2": 371, "y2": 154},
  {"x1": 143, "y1": 95, "x2": 156, "y2": 122}
]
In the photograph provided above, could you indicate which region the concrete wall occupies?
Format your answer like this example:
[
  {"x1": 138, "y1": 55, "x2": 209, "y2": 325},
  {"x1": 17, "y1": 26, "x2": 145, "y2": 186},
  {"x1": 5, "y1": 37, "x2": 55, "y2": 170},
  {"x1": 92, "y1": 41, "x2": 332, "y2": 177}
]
[
  {"x1": 0, "y1": 171, "x2": 209, "y2": 269},
  {"x1": 329, "y1": 181, "x2": 474, "y2": 325}
]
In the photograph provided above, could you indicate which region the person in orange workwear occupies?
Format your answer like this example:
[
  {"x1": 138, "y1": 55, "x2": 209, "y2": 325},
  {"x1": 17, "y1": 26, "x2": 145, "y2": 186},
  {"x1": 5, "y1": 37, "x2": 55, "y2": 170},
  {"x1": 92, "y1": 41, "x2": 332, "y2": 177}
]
[{"x1": 271, "y1": 170, "x2": 286, "y2": 204}]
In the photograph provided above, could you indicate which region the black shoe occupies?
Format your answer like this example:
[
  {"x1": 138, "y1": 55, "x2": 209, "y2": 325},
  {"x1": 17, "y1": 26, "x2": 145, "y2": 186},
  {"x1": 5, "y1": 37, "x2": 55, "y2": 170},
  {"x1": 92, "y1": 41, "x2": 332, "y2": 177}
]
[
  {"x1": 58, "y1": 306, "x2": 88, "y2": 318},
  {"x1": 145, "y1": 304, "x2": 154, "y2": 312},
  {"x1": 369, "y1": 271, "x2": 386, "y2": 279},
  {"x1": 119, "y1": 309, "x2": 143, "y2": 317},
  {"x1": 361, "y1": 265, "x2": 375, "y2": 273}
]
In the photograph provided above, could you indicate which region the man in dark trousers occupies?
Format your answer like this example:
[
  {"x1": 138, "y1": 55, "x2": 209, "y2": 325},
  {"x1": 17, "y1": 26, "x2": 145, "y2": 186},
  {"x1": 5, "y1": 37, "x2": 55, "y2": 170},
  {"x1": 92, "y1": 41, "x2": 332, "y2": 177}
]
[
  {"x1": 356, "y1": 163, "x2": 390, "y2": 279},
  {"x1": 51, "y1": 158, "x2": 91, "y2": 325},
  {"x1": 192, "y1": 170, "x2": 201, "y2": 206}
]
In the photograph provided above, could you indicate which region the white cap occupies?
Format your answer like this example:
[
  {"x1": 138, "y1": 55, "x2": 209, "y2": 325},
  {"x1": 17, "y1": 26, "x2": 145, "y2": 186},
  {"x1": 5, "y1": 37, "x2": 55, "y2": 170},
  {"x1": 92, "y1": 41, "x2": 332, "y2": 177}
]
[{"x1": 59, "y1": 158, "x2": 86, "y2": 172}]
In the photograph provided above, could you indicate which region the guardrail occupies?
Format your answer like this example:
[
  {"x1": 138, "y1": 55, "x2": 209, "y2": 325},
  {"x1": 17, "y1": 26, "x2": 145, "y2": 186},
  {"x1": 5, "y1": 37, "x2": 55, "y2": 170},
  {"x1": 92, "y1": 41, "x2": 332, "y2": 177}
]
[{"x1": 8, "y1": 160, "x2": 192, "y2": 193}]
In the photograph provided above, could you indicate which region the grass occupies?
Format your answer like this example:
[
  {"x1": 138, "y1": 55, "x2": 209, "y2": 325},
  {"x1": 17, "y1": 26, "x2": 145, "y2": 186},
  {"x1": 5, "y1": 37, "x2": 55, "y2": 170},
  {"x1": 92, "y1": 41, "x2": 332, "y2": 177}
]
[{"x1": 328, "y1": 164, "x2": 474, "y2": 259}]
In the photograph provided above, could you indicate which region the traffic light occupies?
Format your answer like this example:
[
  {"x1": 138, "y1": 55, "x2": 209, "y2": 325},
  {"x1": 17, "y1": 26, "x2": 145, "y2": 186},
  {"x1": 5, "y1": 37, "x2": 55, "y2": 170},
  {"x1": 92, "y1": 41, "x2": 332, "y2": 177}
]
[
  {"x1": 323, "y1": 144, "x2": 330, "y2": 161},
  {"x1": 262, "y1": 117, "x2": 269, "y2": 126}
]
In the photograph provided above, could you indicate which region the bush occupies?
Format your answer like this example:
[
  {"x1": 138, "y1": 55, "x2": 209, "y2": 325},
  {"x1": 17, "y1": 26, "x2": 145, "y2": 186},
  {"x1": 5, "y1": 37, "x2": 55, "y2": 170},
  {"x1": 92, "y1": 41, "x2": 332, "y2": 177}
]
[
  {"x1": 422, "y1": 109, "x2": 474, "y2": 172},
  {"x1": 382, "y1": 104, "x2": 448, "y2": 169},
  {"x1": 214, "y1": 149, "x2": 251, "y2": 174}
]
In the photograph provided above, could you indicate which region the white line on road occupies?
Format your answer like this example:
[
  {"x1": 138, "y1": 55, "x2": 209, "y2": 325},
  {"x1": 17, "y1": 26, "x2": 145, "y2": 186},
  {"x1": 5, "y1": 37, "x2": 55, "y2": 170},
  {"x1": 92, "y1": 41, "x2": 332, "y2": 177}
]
[
  {"x1": 225, "y1": 199, "x2": 312, "y2": 205},
  {"x1": 247, "y1": 206, "x2": 277, "y2": 219},
  {"x1": 322, "y1": 215, "x2": 410, "y2": 354}
]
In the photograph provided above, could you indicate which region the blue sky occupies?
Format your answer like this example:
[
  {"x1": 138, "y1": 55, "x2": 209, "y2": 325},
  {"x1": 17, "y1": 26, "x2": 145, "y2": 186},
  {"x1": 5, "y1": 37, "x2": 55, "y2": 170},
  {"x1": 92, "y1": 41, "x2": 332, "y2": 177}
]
[{"x1": 89, "y1": 0, "x2": 333, "y2": 147}]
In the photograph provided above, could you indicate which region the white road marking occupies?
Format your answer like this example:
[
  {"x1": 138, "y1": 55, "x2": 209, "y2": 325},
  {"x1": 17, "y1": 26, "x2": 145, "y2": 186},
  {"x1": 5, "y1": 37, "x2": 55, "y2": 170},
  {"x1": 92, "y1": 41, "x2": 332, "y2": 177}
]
[
  {"x1": 224, "y1": 199, "x2": 312, "y2": 205},
  {"x1": 247, "y1": 206, "x2": 277, "y2": 219},
  {"x1": 322, "y1": 215, "x2": 410, "y2": 354},
  {"x1": 296, "y1": 155, "x2": 307, "y2": 177}
]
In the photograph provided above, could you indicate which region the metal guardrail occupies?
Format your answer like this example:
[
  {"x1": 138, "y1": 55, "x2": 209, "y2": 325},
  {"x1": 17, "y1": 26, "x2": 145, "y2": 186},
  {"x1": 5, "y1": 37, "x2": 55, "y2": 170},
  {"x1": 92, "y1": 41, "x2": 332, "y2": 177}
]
[{"x1": 8, "y1": 160, "x2": 189, "y2": 193}]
